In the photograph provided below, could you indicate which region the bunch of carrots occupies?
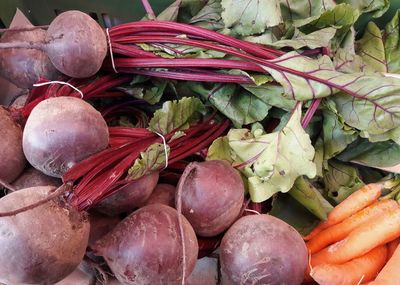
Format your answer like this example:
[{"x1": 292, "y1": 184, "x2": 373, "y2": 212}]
[{"x1": 304, "y1": 183, "x2": 400, "y2": 285}]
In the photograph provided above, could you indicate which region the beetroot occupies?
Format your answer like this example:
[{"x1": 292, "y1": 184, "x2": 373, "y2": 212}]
[
  {"x1": 145, "y1": 183, "x2": 176, "y2": 207},
  {"x1": 44, "y1": 11, "x2": 107, "y2": 78},
  {"x1": 88, "y1": 212, "x2": 120, "y2": 247},
  {"x1": 23, "y1": 96, "x2": 109, "y2": 177},
  {"x1": 0, "y1": 107, "x2": 26, "y2": 183},
  {"x1": 0, "y1": 186, "x2": 90, "y2": 284},
  {"x1": 220, "y1": 214, "x2": 308, "y2": 285},
  {"x1": 177, "y1": 160, "x2": 244, "y2": 237},
  {"x1": 0, "y1": 26, "x2": 58, "y2": 88},
  {"x1": 94, "y1": 204, "x2": 198, "y2": 285},
  {"x1": 95, "y1": 171, "x2": 159, "y2": 216},
  {"x1": 12, "y1": 167, "x2": 61, "y2": 190}
]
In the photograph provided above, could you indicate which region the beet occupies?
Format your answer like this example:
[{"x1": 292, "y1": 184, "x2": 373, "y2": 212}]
[
  {"x1": 220, "y1": 214, "x2": 308, "y2": 285},
  {"x1": 95, "y1": 171, "x2": 159, "y2": 216},
  {"x1": 88, "y1": 212, "x2": 120, "y2": 247},
  {"x1": 12, "y1": 167, "x2": 62, "y2": 190},
  {"x1": 23, "y1": 96, "x2": 109, "y2": 177},
  {"x1": 94, "y1": 204, "x2": 198, "y2": 285},
  {"x1": 44, "y1": 10, "x2": 107, "y2": 78},
  {"x1": 0, "y1": 186, "x2": 90, "y2": 284},
  {"x1": 177, "y1": 160, "x2": 244, "y2": 237},
  {"x1": 0, "y1": 106, "x2": 26, "y2": 183},
  {"x1": 0, "y1": 26, "x2": 58, "y2": 88},
  {"x1": 145, "y1": 183, "x2": 176, "y2": 207}
]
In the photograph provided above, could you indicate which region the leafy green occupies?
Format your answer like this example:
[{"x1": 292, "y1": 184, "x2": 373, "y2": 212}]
[
  {"x1": 337, "y1": 0, "x2": 389, "y2": 17},
  {"x1": 337, "y1": 138, "x2": 400, "y2": 168},
  {"x1": 207, "y1": 104, "x2": 316, "y2": 202},
  {"x1": 323, "y1": 160, "x2": 365, "y2": 204},
  {"x1": 127, "y1": 143, "x2": 169, "y2": 180},
  {"x1": 221, "y1": 0, "x2": 282, "y2": 36},
  {"x1": 280, "y1": 0, "x2": 335, "y2": 23},
  {"x1": 189, "y1": 0, "x2": 224, "y2": 30},
  {"x1": 289, "y1": 177, "x2": 333, "y2": 220},
  {"x1": 185, "y1": 82, "x2": 271, "y2": 127},
  {"x1": 148, "y1": 97, "x2": 205, "y2": 135},
  {"x1": 270, "y1": 27, "x2": 337, "y2": 49},
  {"x1": 270, "y1": 194, "x2": 319, "y2": 236},
  {"x1": 384, "y1": 11, "x2": 400, "y2": 73}
]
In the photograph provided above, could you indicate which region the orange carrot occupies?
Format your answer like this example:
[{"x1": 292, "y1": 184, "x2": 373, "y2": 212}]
[
  {"x1": 387, "y1": 238, "x2": 400, "y2": 260},
  {"x1": 310, "y1": 245, "x2": 387, "y2": 285},
  {"x1": 307, "y1": 200, "x2": 398, "y2": 254},
  {"x1": 368, "y1": 244, "x2": 400, "y2": 285},
  {"x1": 304, "y1": 183, "x2": 383, "y2": 240},
  {"x1": 311, "y1": 207, "x2": 400, "y2": 267}
]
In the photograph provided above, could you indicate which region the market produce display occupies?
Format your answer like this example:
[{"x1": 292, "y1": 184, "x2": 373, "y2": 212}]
[{"x1": 1, "y1": 0, "x2": 400, "y2": 284}]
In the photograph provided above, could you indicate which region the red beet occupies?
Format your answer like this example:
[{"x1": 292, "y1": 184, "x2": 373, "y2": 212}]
[
  {"x1": 145, "y1": 183, "x2": 176, "y2": 207},
  {"x1": 0, "y1": 106, "x2": 26, "y2": 183},
  {"x1": 95, "y1": 171, "x2": 159, "y2": 216},
  {"x1": 94, "y1": 204, "x2": 198, "y2": 285},
  {"x1": 177, "y1": 160, "x2": 244, "y2": 237},
  {"x1": 12, "y1": 167, "x2": 61, "y2": 190},
  {"x1": 22, "y1": 96, "x2": 109, "y2": 178},
  {"x1": 220, "y1": 214, "x2": 308, "y2": 285}
]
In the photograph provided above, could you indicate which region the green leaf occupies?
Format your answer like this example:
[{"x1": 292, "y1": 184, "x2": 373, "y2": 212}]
[
  {"x1": 189, "y1": 0, "x2": 224, "y2": 30},
  {"x1": 337, "y1": 0, "x2": 390, "y2": 17},
  {"x1": 279, "y1": 0, "x2": 335, "y2": 22},
  {"x1": 323, "y1": 160, "x2": 365, "y2": 204},
  {"x1": 337, "y1": 138, "x2": 400, "y2": 168},
  {"x1": 186, "y1": 83, "x2": 271, "y2": 127},
  {"x1": 148, "y1": 97, "x2": 205, "y2": 135},
  {"x1": 356, "y1": 22, "x2": 387, "y2": 73},
  {"x1": 322, "y1": 105, "x2": 358, "y2": 160},
  {"x1": 270, "y1": 194, "x2": 319, "y2": 236},
  {"x1": 221, "y1": 0, "x2": 282, "y2": 36},
  {"x1": 242, "y1": 84, "x2": 297, "y2": 111},
  {"x1": 271, "y1": 27, "x2": 337, "y2": 49},
  {"x1": 260, "y1": 52, "x2": 400, "y2": 136},
  {"x1": 212, "y1": 105, "x2": 316, "y2": 202},
  {"x1": 127, "y1": 143, "x2": 169, "y2": 180},
  {"x1": 157, "y1": 0, "x2": 181, "y2": 21},
  {"x1": 289, "y1": 177, "x2": 333, "y2": 220},
  {"x1": 384, "y1": 11, "x2": 400, "y2": 73},
  {"x1": 314, "y1": 136, "x2": 325, "y2": 177},
  {"x1": 333, "y1": 48, "x2": 365, "y2": 73},
  {"x1": 118, "y1": 79, "x2": 168, "y2": 104}
]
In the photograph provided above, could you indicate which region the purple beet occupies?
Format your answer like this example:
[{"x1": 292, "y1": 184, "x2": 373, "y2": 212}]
[
  {"x1": 12, "y1": 167, "x2": 61, "y2": 190},
  {"x1": 145, "y1": 183, "x2": 176, "y2": 207}
]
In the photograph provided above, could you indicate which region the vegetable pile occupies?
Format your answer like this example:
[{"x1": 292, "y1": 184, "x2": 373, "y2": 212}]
[{"x1": 1, "y1": 0, "x2": 400, "y2": 284}]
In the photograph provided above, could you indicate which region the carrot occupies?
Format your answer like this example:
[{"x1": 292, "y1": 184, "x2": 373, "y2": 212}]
[
  {"x1": 311, "y1": 207, "x2": 400, "y2": 267},
  {"x1": 387, "y1": 238, "x2": 400, "y2": 260},
  {"x1": 310, "y1": 245, "x2": 387, "y2": 285},
  {"x1": 368, "y1": 244, "x2": 400, "y2": 285},
  {"x1": 307, "y1": 200, "x2": 398, "y2": 254},
  {"x1": 304, "y1": 183, "x2": 382, "y2": 240}
]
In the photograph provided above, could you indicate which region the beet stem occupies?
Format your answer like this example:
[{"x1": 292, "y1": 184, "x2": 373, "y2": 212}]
[
  {"x1": 0, "y1": 183, "x2": 71, "y2": 217},
  {"x1": 141, "y1": 0, "x2": 157, "y2": 19}
]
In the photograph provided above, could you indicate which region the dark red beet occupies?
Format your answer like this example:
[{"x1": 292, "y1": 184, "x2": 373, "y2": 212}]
[
  {"x1": 12, "y1": 167, "x2": 61, "y2": 190},
  {"x1": 177, "y1": 160, "x2": 244, "y2": 237},
  {"x1": 22, "y1": 96, "x2": 109, "y2": 178},
  {"x1": 95, "y1": 171, "x2": 159, "y2": 216},
  {"x1": 220, "y1": 214, "x2": 308, "y2": 285},
  {"x1": 145, "y1": 183, "x2": 176, "y2": 207},
  {"x1": 0, "y1": 107, "x2": 26, "y2": 183},
  {"x1": 94, "y1": 204, "x2": 198, "y2": 285},
  {"x1": 44, "y1": 11, "x2": 107, "y2": 78},
  {"x1": 0, "y1": 26, "x2": 58, "y2": 88},
  {"x1": 88, "y1": 212, "x2": 120, "y2": 247}
]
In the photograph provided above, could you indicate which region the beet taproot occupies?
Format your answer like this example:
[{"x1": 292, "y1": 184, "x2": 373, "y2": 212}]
[
  {"x1": 12, "y1": 167, "x2": 61, "y2": 190},
  {"x1": 177, "y1": 160, "x2": 244, "y2": 237},
  {"x1": 220, "y1": 214, "x2": 308, "y2": 285},
  {"x1": 0, "y1": 106, "x2": 26, "y2": 183},
  {"x1": 23, "y1": 96, "x2": 109, "y2": 177},
  {"x1": 94, "y1": 204, "x2": 198, "y2": 285},
  {"x1": 145, "y1": 183, "x2": 176, "y2": 207},
  {"x1": 0, "y1": 186, "x2": 90, "y2": 284},
  {"x1": 95, "y1": 171, "x2": 159, "y2": 216}
]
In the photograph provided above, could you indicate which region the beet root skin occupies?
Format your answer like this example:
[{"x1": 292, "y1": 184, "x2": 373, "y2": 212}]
[
  {"x1": 23, "y1": 96, "x2": 109, "y2": 178},
  {"x1": 0, "y1": 186, "x2": 90, "y2": 285},
  {"x1": 96, "y1": 171, "x2": 159, "y2": 216},
  {"x1": 145, "y1": 183, "x2": 176, "y2": 207},
  {"x1": 220, "y1": 214, "x2": 308, "y2": 285},
  {"x1": 0, "y1": 26, "x2": 59, "y2": 88},
  {"x1": 45, "y1": 10, "x2": 107, "y2": 78},
  {"x1": 94, "y1": 204, "x2": 198, "y2": 285},
  {"x1": 178, "y1": 160, "x2": 244, "y2": 237},
  {"x1": 12, "y1": 167, "x2": 62, "y2": 190},
  {"x1": 0, "y1": 107, "x2": 26, "y2": 183}
]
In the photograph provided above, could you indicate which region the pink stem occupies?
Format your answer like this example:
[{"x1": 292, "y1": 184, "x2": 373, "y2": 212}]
[{"x1": 141, "y1": 0, "x2": 156, "y2": 19}]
